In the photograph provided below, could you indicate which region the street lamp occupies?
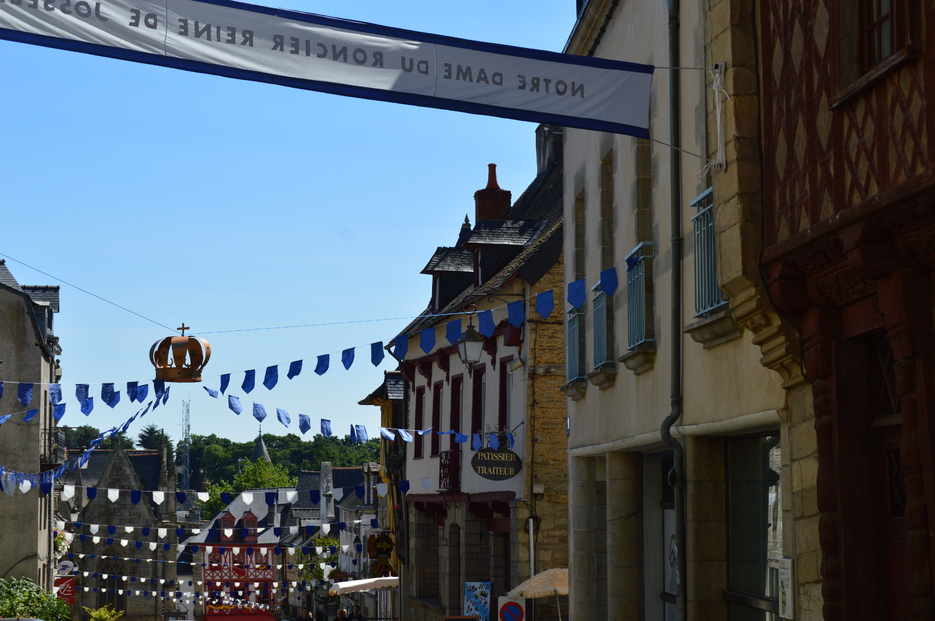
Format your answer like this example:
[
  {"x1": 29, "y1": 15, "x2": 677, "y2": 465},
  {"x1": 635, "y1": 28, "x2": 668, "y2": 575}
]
[{"x1": 457, "y1": 320, "x2": 485, "y2": 369}]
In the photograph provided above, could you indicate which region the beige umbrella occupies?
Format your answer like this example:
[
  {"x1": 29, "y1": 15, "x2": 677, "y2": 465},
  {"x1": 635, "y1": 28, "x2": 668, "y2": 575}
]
[{"x1": 506, "y1": 568, "x2": 568, "y2": 621}]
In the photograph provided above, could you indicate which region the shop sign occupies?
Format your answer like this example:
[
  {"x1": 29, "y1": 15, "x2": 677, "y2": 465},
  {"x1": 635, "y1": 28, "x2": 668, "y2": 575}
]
[{"x1": 471, "y1": 447, "x2": 521, "y2": 481}]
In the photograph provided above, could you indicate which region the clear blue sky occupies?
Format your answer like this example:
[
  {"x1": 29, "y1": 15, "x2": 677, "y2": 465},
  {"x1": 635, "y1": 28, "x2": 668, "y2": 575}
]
[{"x1": 1, "y1": 1, "x2": 575, "y2": 446}]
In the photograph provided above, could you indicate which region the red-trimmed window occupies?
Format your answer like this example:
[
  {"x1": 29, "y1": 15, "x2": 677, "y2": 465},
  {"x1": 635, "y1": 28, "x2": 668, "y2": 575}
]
[
  {"x1": 471, "y1": 365, "x2": 486, "y2": 444},
  {"x1": 431, "y1": 382, "x2": 443, "y2": 457},
  {"x1": 450, "y1": 375, "x2": 463, "y2": 450},
  {"x1": 220, "y1": 512, "x2": 235, "y2": 543},
  {"x1": 414, "y1": 387, "x2": 425, "y2": 459},
  {"x1": 242, "y1": 512, "x2": 257, "y2": 543}
]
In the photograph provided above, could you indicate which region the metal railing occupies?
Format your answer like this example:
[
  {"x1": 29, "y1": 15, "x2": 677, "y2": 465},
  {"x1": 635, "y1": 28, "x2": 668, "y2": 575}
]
[
  {"x1": 626, "y1": 242, "x2": 655, "y2": 349},
  {"x1": 592, "y1": 287, "x2": 613, "y2": 366},
  {"x1": 566, "y1": 308, "x2": 586, "y2": 381},
  {"x1": 438, "y1": 449, "x2": 461, "y2": 491},
  {"x1": 691, "y1": 188, "x2": 726, "y2": 317}
]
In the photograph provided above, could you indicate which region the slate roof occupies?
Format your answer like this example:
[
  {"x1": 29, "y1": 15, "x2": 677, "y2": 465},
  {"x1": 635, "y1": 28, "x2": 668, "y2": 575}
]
[
  {"x1": 61, "y1": 448, "x2": 163, "y2": 491},
  {"x1": 21, "y1": 285, "x2": 60, "y2": 312},
  {"x1": 0, "y1": 259, "x2": 22, "y2": 291},
  {"x1": 250, "y1": 433, "x2": 272, "y2": 463},
  {"x1": 421, "y1": 247, "x2": 475, "y2": 274},
  {"x1": 464, "y1": 220, "x2": 546, "y2": 247},
  {"x1": 187, "y1": 488, "x2": 293, "y2": 546},
  {"x1": 358, "y1": 371, "x2": 405, "y2": 405},
  {"x1": 397, "y1": 158, "x2": 564, "y2": 338}
]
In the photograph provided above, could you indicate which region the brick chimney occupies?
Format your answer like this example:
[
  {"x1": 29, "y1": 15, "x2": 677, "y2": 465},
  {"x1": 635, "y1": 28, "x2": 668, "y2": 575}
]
[{"x1": 474, "y1": 164, "x2": 511, "y2": 221}]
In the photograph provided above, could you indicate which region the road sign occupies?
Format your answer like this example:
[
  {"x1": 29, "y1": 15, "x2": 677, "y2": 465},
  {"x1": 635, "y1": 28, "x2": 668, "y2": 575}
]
[{"x1": 497, "y1": 597, "x2": 525, "y2": 621}]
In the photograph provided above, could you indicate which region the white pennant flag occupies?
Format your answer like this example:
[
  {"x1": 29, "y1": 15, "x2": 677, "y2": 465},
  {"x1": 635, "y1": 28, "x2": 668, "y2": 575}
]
[
  {"x1": 376, "y1": 483, "x2": 388, "y2": 497},
  {"x1": 287, "y1": 548, "x2": 296, "y2": 556},
  {"x1": 421, "y1": 477, "x2": 433, "y2": 490},
  {"x1": 83, "y1": 572, "x2": 90, "y2": 577},
  {"x1": 120, "y1": 540, "x2": 128, "y2": 547},
  {"x1": 297, "y1": 564, "x2": 304, "y2": 569},
  {"x1": 224, "y1": 529, "x2": 233, "y2": 539},
  {"x1": 89, "y1": 524, "x2": 99, "y2": 534},
  {"x1": 197, "y1": 492, "x2": 209, "y2": 502},
  {"x1": 289, "y1": 526, "x2": 298, "y2": 535},
  {"x1": 124, "y1": 526, "x2": 134, "y2": 533},
  {"x1": 232, "y1": 547, "x2": 240, "y2": 555},
  {"x1": 242, "y1": 492, "x2": 253, "y2": 504},
  {"x1": 192, "y1": 529, "x2": 201, "y2": 535},
  {"x1": 333, "y1": 488, "x2": 345, "y2": 501},
  {"x1": 118, "y1": 590, "x2": 123, "y2": 595},
  {"x1": 273, "y1": 582, "x2": 279, "y2": 587},
  {"x1": 83, "y1": 587, "x2": 89, "y2": 592},
  {"x1": 122, "y1": 576, "x2": 128, "y2": 582},
  {"x1": 62, "y1": 485, "x2": 75, "y2": 501},
  {"x1": 316, "y1": 547, "x2": 323, "y2": 554},
  {"x1": 2, "y1": 475, "x2": 14, "y2": 496},
  {"x1": 321, "y1": 524, "x2": 331, "y2": 535},
  {"x1": 341, "y1": 545, "x2": 349, "y2": 553},
  {"x1": 157, "y1": 528, "x2": 166, "y2": 538},
  {"x1": 107, "y1": 488, "x2": 120, "y2": 502},
  {"x1": 92, "y1": 536, "x2": 100, "y2": 544},
  {"x1": 285, "y1": 491, "x2": 298, "y2": 503},
  {"x1": 289, "y1": 588, "x2": 294, "y2": 593},
  {"x1": 135, "y1": 591, "x2": 140, "y2": 596},
  {"x1": 152, "y1": 491, "x2": 164, "y2": 505},
  {"x1": 277, "y1": 565, "x2": 282, "y2": 570},
  {"x1": 149, "y1": 542, "x2": 157, "y2": 551},
  {"x1": 234, "y1": 582, "x2": 241, "y2": 587},
  {"x1": 102, "y1": 574, "x2": 108, "y2": 580}
]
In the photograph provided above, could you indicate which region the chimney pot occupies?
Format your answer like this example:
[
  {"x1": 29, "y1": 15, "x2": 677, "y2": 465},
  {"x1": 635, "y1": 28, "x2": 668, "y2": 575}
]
[{"x1": 475, "y1": 164, "x2": 511, "y2": 222}]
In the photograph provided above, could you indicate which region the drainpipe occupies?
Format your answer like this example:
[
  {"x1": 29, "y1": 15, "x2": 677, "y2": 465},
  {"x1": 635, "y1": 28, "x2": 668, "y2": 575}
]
[{"x1": 659, "y1": 1, "x2": 687, "y2": 621}]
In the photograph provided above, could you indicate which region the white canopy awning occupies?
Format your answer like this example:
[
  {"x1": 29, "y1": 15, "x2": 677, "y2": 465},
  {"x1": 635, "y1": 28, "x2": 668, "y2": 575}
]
[{"x1": 329, "y1": 577, "x2": 399, "y2": 596}]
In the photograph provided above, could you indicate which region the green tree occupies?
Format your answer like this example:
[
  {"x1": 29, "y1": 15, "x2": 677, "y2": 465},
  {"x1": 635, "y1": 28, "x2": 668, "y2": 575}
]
[
  {"x1": 61, "y1": 425, "x2": 101, "y2": 450},
  {"x1": 0, "y1": 577, "x2": 69, "y2": 621},
  {"x1": 200, "y1": 458, "x2": 297, "y2": 518},
  {"x1": 99, "y1": 432, "x2": 135, "y2": 450},
  {"x1": 137, "y1": 424, "x2": 174, "y2": 467}
]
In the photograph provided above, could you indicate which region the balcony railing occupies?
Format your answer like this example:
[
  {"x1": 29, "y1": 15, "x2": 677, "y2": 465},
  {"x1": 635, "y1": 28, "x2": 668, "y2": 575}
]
[
  {"x1": 592, "y1": 287, "x2": 614, "y2": 367},
  {"x1": 566, "y1": 308, "x2": 586, "y2": 382},
  {"x1": 691, "y1": 188, "x2": 726, "y2": 317},
  {"x1": 626, "y1": 242, "x2": 655, "y2": 349},
  {"x1": 439, "y1": 449, "x2": 461, "y2": 491}
]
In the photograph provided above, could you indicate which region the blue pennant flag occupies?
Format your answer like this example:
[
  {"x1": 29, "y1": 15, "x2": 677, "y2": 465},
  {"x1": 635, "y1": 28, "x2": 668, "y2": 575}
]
[
  {"x1": 221, "y1": 492, "x2": 232, "y2": 505},
  {"x1": 75, "y1": 384, "x2": 89, "y2": 404},
  {"x1": 298, "y1": 414, "x2": 311, "y2": 434},
  {"x1": 242, "y1": 370, "x2": 256, "y2": 393},
  {"x1": 0, "y1": 414, "x2": 12, "y2": 426},
  {"x1": 136, "y1": 384, "x2": 148, "y2": 402},
  {"x1": 220, "y1": 374, "x2": 230, "y2": 394},
  {"x1": 18, "y1": 383, "x2": 33, "y2": 407},
  {"x1": 398, "y1": 429, "x2": 413, "y2": 442},
  {"x1": 204, "y1": 386, "x2": 219, "y2": 398},
  {"x1": 264, "y1": 366, "x2": 279, "y2": 390},
  {"x1": 127, "y1": 381, "x2": 138, "y2": 403},
  {"x1": 228, "y1": 395, "x2": 242, "y2": 415},
  {"x1": 455, "y1": 432, "x2": 469, "y2": 443},
  {"x1": 276, "y1": 408, "x2": 290, "y2": 428},
  {"x1": 479, "y1": 310, "x2": 496, "y2": 337},
  {"x1": 371, "y1": 342, "x2": 384, "y2": 366},
  {"x1": 342, "y1": 348, "x2": 355, "y2": 370},
  {"x1": 506, "y1": 432, "x2": 515, "y2": 449},
  {"x1": 24, "y1": 409, "x2": 38, "y2": 423},
  {"x1": 321, "y1": 419, "x2": 332, "y2": 437},
  {"x1": 489, "y1": 433, "x2": 500, "y2": 451},
  {"x1": 107, "y1": 391, "x2": 120, "y2": 409},
  {"x1": 394, "y1": 336, "x2": 408, "y2": 359},
  {"x1": 287, "y1": 360, "x2": 303, "y2": 379},
  {"x1": 81, "y1": 398, "x2": 94, "y2": 416},
  {"x1": 265, "y1": 492, "x2": 276, "y2": 506},
  {"x1": 153, "y1": 379, "x2": 166, "y2": 398},
  {"x1": 508, "y1": 300, "x2": 525, "y2": 328},
  {"x1": 472, "y1": 434, "x2": 482, "y2": 451},
  {"x1": 355, "y1": 486, "x2": 364, "y2": 499},
  {"x1": 420, "y1": 328, "x2": 435, "y2": 354},
  {"x1": 0, "y1": 381, "x2": 3, "y2": 399},
  {"x1": 252, "y1": 403, "x2": 267, "y2": 423},
  {"x1": 446, "y1": 319, "x2": 462, "y2": 345},
  {"x1": 310, "y1": 490, "x2": 320, "y2": 505},
  {"x1": 601, "y1": 267, "x2": 619, "y2": 297},
  {"x1": 49, "y1": 384, "x2": 62, "y2": 405},
  {"x1": 101, "y1": 383, "x2": 115, "y2": 406},
  {"x1": 380, "y1": 427, "x2": 395, "y2": 441},
  {"x1": 350, "y1": 424, "x2": 358, "y2": 443},
  {"x1": 399, "y1": 480, "x2": 410, "y2": 494},
  {"x1": 53, "y1": 404, "x2": 66, "y2": 422},
  {"x1": 162, "y1": 386, "x2": 170, "y2": 405},
  {"x1": 315, "y1": 354, "x2": 330, "y2": 376},
  {"x1": 131, "y1": 490, "x2": 142, "y2": 505},
  {"x1": 86, "y1": 487, "x2": 97, "y2": 500},
  {"x1": 568, "y1": 278, "x2": 586, "y2": 309},
  {"x1": 355, "y1": 425, "x2": 368, "y2": 444}
]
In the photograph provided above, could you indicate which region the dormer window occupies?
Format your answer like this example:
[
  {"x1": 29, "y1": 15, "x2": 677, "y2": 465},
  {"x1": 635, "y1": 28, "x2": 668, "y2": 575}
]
[
  {"x1": 242, "y1": 512, "x2": 258, "y2": 543},
  {"x1": 219, "y1": 513, "x2": 235, "y2": 543}
]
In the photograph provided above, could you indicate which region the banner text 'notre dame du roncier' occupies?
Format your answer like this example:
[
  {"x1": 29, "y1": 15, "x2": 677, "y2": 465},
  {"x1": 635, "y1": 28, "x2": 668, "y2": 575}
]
[{"x1": 0, "y1": 0, "x2": 653, "y2": 137}]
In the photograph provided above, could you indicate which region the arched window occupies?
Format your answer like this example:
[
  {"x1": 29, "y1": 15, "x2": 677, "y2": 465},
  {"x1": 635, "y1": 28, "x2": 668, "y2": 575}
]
[{"x1": 97, "y1": 546, "x2": 127, "y2": 613}]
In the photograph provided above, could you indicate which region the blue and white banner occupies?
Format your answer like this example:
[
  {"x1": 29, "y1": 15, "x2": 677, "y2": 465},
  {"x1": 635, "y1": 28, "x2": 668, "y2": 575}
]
[{"x1": 0, "y1": 0, "x2": 653, "y2": 136}]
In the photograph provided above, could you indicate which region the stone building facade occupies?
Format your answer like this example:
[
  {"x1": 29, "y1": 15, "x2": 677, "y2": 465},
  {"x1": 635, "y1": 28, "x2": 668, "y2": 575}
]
[
  {"x1": 561, "y1": 1, "x2": 817, "y2": 620},
  {"x1": 0, "y1": 258, "x2": 63, "y2": 588},
  {"x1": 393, "y1": 130, "x2": 567, "y2": 621}
]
